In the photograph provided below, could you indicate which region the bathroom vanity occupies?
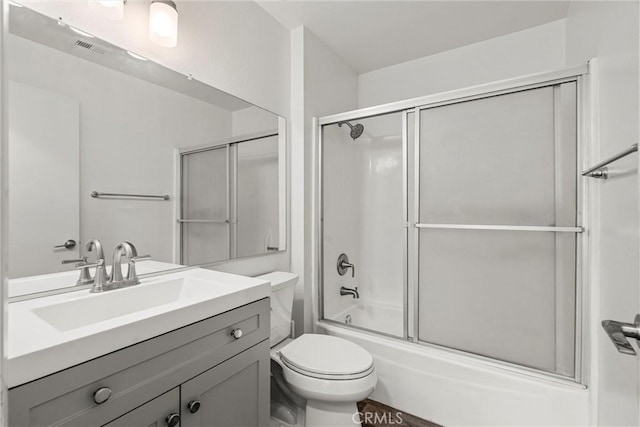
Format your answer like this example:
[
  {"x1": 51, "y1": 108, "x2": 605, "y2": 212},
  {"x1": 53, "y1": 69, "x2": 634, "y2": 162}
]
[{"x1": 7, "y1": 269, "x2": 271, "y2": 426}]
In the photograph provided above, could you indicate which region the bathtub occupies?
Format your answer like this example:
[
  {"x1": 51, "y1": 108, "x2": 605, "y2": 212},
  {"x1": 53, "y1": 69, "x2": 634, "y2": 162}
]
[
  {"x1": 331, "y1": 301, "x2": 403, "y2": 338},
  {"x1": 317, "y1": 321, "x2": 590, "y2": 426}
]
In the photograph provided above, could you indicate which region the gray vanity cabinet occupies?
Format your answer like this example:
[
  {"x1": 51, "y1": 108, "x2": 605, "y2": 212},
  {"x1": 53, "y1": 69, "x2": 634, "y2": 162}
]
[
  {"x1": 8, "y1": 298, "x2": 270, "y2": 427},
  {"x1": 103, "y1": 388, "x2": 180, "y2": 427},
  {"x1": 181, "y1": 340, "x2": 269, "y2": 427}
]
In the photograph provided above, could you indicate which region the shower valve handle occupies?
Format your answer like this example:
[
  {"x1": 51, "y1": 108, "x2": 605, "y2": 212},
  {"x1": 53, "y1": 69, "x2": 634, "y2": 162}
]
[{"x1": 337, "y1": 253, "x2": 355, "y2": 277}]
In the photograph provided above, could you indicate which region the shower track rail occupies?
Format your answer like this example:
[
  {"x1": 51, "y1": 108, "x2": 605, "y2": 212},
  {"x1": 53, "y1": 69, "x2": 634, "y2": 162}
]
[{"x1": 414, "y1": 224, "x2": 584, "y2": 233}]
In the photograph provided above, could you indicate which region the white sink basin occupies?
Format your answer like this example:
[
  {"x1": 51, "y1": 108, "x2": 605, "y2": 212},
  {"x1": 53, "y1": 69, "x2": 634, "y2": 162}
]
[
  {"x1": 7, "y1": 268, "x2": 270, "y2": 388},
  {"x1": 32, "y1": 276, "x2": 213, "y2": 332}
]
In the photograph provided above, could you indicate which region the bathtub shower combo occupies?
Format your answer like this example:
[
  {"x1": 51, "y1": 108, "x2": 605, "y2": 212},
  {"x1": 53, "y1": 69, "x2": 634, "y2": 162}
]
[{"x1": 316, "y1": 67, "x2": 590, "y2": 425}]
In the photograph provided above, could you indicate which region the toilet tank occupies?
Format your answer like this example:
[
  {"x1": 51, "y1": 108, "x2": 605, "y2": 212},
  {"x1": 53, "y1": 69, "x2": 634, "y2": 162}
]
[{"x1": 256, "y1": 271, "x2": 298, "y2": 347}]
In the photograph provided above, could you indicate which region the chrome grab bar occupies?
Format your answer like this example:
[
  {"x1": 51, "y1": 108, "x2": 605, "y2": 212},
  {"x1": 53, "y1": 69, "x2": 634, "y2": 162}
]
[
  {"x1": 91, "y1": 191, "x2": 170, "y2": 200},
  {"x1": 582, "y1": 143, "x2": 638, "y2": 179}
]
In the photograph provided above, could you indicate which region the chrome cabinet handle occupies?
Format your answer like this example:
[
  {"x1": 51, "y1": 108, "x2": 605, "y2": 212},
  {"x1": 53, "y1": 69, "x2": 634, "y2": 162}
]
[
  {"x1": 93, "y1": 387, "x2": 112, "y2": 404},
  {"x1": 166, "y1": 413, "x2": 180, "y2": 427},
  {"x1": 231, "y1": 328, "x2": 243, "y2": 339},
  {"x1": 54, "y1": 239, "x2": 77, "y2": 250},
  {"x1": 602, "y1": 314, "x2": 640, "y2": 355},
  {"x1": 187, "y1": 400, "x2": 201, "y2": 413}
]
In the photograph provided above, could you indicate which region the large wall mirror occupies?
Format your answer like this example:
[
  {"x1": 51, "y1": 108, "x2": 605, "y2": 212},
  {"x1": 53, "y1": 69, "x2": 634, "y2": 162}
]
[{"x1": 6, "y1": 5, "x2": 287, "y2": 299}]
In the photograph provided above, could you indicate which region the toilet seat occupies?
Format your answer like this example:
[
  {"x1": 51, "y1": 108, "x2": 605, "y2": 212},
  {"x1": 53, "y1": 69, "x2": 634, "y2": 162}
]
[{"x1": 278, "y1": 334, "x2": 374, "y2": 380}]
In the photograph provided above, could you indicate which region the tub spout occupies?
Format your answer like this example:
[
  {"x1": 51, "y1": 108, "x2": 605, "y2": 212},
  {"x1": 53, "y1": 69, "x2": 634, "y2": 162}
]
[{"x1": 340, "y1": 286, "x2": 359, "y2": 299}]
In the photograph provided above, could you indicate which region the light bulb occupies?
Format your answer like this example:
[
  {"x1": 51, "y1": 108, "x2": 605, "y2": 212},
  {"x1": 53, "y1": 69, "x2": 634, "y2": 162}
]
[
  {"x1": 89, "y1": 0, "x2": 124, "y2": 21},
  {"x1": 149, "y1": 0, "x2": 178, "y2": 48}
]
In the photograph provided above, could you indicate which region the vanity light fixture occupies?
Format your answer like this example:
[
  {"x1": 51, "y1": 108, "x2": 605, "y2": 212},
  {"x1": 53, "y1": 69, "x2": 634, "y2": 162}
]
[
  {"x1": 149, "y1": 0, "x2": 178, "y2": 48},
  {"x1": 89, "y1": 0, "x2": 126, "y2": 20}
]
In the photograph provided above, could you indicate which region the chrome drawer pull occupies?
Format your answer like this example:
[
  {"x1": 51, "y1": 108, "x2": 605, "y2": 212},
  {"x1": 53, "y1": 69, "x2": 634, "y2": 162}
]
[
  {"x1": 231, "y1": 328, "x2": 243, "y2": 339},
  {"x1": 166, "y1": 413, "x2": 180, "y2": 427},
  {"x1": 93, "y1": 387, "x2": 112, "y2": 404},
  {"x1": 187, "y1": 400, "x2": 201, "y2": 413}
]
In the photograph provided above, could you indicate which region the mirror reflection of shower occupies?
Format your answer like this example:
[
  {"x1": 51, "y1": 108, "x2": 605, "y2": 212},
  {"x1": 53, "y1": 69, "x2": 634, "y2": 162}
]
[{"x1": 338, "y1": 121, "x2": 364, "y2": 140}]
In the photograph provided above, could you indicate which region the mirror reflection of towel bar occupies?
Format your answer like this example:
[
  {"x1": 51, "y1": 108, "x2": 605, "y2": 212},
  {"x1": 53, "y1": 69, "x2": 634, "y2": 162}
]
[{"x1": 91, "y1": 191, "x2": 170, "y2": 200}]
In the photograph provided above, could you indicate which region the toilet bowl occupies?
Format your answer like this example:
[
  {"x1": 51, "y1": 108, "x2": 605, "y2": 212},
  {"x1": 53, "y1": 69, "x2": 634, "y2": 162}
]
[{"x1": 258, "y1": 272, "x2": 377, "y2": 427}]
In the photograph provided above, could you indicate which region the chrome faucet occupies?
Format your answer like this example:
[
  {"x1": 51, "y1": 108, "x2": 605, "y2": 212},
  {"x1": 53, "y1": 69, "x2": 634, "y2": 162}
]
[
  {"x1": 86, "y1": 239, "x2": 108, "y2": 289},
  {"x1": 340, "y1": 286, "x2": 359, "y2": 299},
  {"x1": 108, "y1": 241, "x2": 150, "y2": 290},
  {"x1": 62, "y1": 238, "x2": 107, "y2": 287},
  {"x1": 65, "y1": 239, "x2": 150, "y2": 292},
  {"x1": 111, "y1": 241, "x2": 135, "y2": 284}
]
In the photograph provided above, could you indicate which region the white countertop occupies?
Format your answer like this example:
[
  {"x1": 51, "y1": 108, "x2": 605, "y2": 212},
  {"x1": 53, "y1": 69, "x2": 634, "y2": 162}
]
[
  {"x1": 8, "y1": 260, "x2": 184, "y2": 298},
  {"x1": 7, "y1": 268, "x2": 269, "y2": 387}
]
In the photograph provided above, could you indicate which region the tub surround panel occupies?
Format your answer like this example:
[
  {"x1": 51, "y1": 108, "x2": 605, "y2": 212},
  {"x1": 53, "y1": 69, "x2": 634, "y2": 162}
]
[{"x1": 322, "y1": 112, "x2": 404, "y2": 336}]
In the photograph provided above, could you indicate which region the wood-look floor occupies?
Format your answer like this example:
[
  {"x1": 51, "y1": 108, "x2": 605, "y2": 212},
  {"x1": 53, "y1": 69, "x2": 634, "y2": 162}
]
[{"x1": 357, "y1": 399, "x2": 442, "y2": 427}]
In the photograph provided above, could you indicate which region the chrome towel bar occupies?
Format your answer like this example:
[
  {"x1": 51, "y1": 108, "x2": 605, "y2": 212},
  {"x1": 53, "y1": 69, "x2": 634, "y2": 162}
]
[
  {"x1": 176, "y1": 219, "x2": 228, "y2": 224},
  {"x1": 91, "y1": 191, "x2": 170, "y2": 200},
  {"x1": 415, "y1": 224, "x2": 583, "y2": 233},
  {"x1": 582, "y1": 143, "x2": 638, "y2": 179}
]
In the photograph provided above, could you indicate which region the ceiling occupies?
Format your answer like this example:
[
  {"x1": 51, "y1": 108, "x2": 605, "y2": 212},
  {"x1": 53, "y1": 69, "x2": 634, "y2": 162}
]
[{"x1": 257, "y1": 1, "x2": 570, "y2": 74}]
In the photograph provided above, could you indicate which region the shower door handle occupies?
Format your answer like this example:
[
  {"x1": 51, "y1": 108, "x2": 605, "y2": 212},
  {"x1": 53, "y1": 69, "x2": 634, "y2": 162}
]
[{"x1": 602, "y1": 314, "x2": 640, "y2": 355}]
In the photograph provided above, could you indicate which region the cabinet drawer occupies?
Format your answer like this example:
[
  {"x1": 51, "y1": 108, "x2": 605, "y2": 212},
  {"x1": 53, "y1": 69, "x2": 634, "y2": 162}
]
[{"x1": 9, "y1": 298, "x2": 269, "y2": 427}]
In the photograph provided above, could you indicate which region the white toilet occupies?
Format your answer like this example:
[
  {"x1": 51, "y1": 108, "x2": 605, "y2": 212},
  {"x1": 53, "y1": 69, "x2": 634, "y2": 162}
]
[{"x1": 258, "y1": 272, "x2": 377, "y2": 427}]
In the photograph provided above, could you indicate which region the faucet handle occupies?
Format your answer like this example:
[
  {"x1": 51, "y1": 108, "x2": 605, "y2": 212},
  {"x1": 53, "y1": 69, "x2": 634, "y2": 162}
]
[
  {"x1": 62, "y1": 256, "x2": 88, "y2": 265},
  {"x1": 337, "y1": 253, "x2": 356, "y2": 278},
  {"x1": 66, "y1": 257, "x2": 92, "y2": 285},
  {"x1": 127, "y1": 255, "x2": 151, "y2": 284},
  {"x1": 83, "y1": 259, "x2": 108, "y2": 293}
]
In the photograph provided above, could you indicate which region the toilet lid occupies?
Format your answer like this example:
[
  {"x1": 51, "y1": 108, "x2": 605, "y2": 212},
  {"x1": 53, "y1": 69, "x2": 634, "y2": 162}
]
[{"x1": 279, "y1": 334, "x2": 373, "y2": 378}]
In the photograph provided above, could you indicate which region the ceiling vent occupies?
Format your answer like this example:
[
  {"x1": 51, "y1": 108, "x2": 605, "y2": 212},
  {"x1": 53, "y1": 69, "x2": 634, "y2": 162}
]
[{"x1": 74, "y1": 39, "x2": 107, "y2": 55}]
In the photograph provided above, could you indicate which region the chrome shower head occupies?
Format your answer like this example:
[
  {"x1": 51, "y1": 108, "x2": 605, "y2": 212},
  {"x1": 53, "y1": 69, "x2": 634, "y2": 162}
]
[{"x1": 338, "y1": 121, "x2": 364, "y2": 140}]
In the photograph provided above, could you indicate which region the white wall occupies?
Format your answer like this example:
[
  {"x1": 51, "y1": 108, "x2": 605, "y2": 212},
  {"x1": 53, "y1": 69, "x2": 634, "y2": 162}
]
[
  {"x1": 565, "y1": 2, "x2": 640, "y2": 425},
  {"x1": 0, "y1": 1, "x2": 6, "y2": 423},
  {"x1": 358, "y1": 19, "x2": 566, "y2": 108},
  {"x1": 7, "y1": 34, "x2": 232, "y2": 266},
  {"x1": 232, "y1": 106, "x2": 278, "y2": 137},
  {"x1": 289, "y1": 27, "x2": 358, "y2": 335}
]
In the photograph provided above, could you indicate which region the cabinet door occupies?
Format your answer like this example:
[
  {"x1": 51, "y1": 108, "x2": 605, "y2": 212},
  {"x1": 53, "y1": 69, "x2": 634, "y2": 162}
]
[
  {"x1": 181, "y1": 340, "x2": 270, "y2": 427},
  {"x1": 104, "y1": 388, "x2": 180, "y2": 427}
]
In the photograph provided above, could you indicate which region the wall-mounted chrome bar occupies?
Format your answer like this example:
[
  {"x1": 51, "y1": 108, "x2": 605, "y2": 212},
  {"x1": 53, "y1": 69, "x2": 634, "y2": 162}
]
[
  {"x1": 91, "y1": 191, "x2": 170, "y2": 200},
  {"x1": 176, "y1": 219, "x2": 228, "y2": 224},
  {"x1": 415, "y1": 223, "x2": 584, "y2": 233},
  {"x1": 582, "y1": 143, "x2": 638, "y2": 179}
]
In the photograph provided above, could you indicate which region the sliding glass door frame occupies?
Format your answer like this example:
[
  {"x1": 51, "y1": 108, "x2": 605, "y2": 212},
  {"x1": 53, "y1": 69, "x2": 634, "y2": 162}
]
[
  {"x1": 316, "y1": 65, "x2": 589, "y2": 385},
  {"x1": 407, "y1": 80, "x2": 586, "y2": 384}
]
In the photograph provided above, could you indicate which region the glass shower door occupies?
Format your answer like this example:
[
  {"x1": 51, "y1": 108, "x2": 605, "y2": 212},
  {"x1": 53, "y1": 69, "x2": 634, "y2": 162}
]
[
  {"x1": 321, "y1": 111, "x2": 406, "y2": 338},
  {"x1": 414, "y1": 83, "x2": 579, "y2": 377},
  {"x1": 180, "y1": 146, "x2": 230, "y2": 265}
]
